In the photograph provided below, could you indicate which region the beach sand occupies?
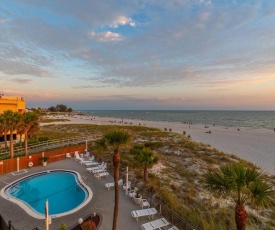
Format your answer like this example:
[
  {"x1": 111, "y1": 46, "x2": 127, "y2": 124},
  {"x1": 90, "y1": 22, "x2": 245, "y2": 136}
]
[{"x1": 46, "y1": 114, "x2": 275, "y2": 175}]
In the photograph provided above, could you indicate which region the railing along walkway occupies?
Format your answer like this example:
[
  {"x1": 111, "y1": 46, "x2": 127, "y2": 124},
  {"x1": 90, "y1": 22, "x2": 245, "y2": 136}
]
[{"x1": 0, "y1": 135, "x2": 95, "y2": 157}]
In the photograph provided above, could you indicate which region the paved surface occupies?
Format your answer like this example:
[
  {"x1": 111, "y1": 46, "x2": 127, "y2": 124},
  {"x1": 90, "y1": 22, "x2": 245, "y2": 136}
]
[{"x1": 0, "y1": 158, "x2": 163, "y2": 230}]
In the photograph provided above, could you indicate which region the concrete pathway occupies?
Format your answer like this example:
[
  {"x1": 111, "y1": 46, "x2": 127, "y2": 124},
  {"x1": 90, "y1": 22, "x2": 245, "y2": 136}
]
[{"x1": 0, "y1": 159, "x2": 163, "y2": 230}]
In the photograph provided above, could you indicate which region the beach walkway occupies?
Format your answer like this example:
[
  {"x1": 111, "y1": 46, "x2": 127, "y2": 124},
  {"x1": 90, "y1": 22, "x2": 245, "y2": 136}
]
[{"x1": 0, "y1": 158, "x2": 163, "y2": 230}]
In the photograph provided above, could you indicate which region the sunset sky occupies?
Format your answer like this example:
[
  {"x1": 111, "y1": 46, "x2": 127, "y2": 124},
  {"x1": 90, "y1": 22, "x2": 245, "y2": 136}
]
[{"x1": 1, "y1": 0, "x2": 275, "y2": 110}]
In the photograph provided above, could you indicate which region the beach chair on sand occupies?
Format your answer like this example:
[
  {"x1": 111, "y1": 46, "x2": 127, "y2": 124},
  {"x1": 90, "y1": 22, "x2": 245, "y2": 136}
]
[
  {"x1": 105, "y1": 179, "x2": 123, "y2": 190},
  {"x1": 141, "y1": 218, "x2": 169, "y2": 230},
  {"x1": 131, "y1": 208, "x2": 157, "y2": 222}
]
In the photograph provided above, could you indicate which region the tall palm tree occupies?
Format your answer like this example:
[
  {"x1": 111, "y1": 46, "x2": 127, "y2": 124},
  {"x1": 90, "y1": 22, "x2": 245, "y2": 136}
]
[
  {"x1": 16, "y1": 114, "x2": 25, "y2": 146},
  {"x1": 0, "y1": 113, "x2": 10, "y2": 148},
  {"x1": 22, "y1": 112, "x2": 39, "y2": 155},
  {"x1": 104, "y1": 130, "x2": 131, "y2": 230},
  {"x1": 131, "y1": 145, "x2": 158, "y2": 182},
  {"x1": 2, "y1": 110, "x2": 20, "y2": 158},
  {"x1": 204, "y1": 163, "x2": 274, "y2": 230}
]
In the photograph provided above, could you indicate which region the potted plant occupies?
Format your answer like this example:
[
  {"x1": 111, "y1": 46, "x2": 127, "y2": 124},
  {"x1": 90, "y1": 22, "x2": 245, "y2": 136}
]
[
  {"x1": 40, "y1": 157, "x2": 48, "y2": 166},
  {"x1": 133, "y1": 189, "x2": 142, "y2": 205}
]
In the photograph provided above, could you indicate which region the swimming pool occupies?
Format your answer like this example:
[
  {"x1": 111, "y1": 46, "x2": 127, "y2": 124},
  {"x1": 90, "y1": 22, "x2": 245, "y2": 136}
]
[{"x1": 0, "y1": 170, "x2": 93, "y2": 219}]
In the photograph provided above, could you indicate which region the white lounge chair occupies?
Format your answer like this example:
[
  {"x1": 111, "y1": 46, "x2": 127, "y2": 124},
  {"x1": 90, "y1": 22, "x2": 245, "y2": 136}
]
[
  {"x1": 92, "y1": 167, "x2": 106, "y2": 174},
  {"x1": 84, "y1": 161, "x2": 98, "y2": 167},
  {"x1": 74, "y1": 152, "x2": 82, "y2": 161},
  {"x1": 131, "y1": 208, "x2": 157, "y2": 222},
  {"x1": 84, "y1": 151, "x2": 90, "y2": 158},
  {"x1": 168, "y1": 226, "x2": 179, "y2": 230},
  {"x1": 140, "y1": 199, "x2": 150, "y2": 209},
  {"x1": 141, "y1": 218, "x2": 170, "y2": 230},
  {"x1": 95, "y1": 172, "x2": 109, "y2": 180},
  {"x1": 86, "y1": 163, "x2": 105, "y2": 173},
  {"x1": 123, "y1": 181, "x2": 131, "y2": 191},
  {"x1": 105, "y1": 179, "x2": 123, "y2": 190},
  {"x1": 66, "y1": 153, "x2": 72, "y2": 159},
  {"x1": 79, "y1": 158, "x2": 94, "y2": 165}
]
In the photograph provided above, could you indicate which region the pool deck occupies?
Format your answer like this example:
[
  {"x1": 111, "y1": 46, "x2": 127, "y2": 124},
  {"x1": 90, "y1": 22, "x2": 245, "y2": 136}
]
[{"x1": 0, "y1": 159, "x2": 164, "y2": 230}]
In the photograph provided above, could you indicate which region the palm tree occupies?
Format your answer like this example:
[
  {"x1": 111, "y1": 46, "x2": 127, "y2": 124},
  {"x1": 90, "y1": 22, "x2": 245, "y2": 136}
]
[
  {"x1": 104, "y1": 130, "x2": 131, "y2": 230},
  {"x1": 204, "y1": 163, "x2": 274, "y2": 230},
  {"x1": 131, "y1": 145, "x2": 158, "y2": 182},
  {"x1": 2, "y1": 110, "x2": 20, "y2": 158},
  {"x1": 0, "y1": 113, "x2": 10, "y2": 148},
  {"x1": 22, "y1": 112, "x2": 39, "y2": 155},
  {"x1": 94, "y1": 139, "x2": 107, "y2": 156},
  {"x1": 16, "y1": 114, "x2": 25, "y2": 146}
]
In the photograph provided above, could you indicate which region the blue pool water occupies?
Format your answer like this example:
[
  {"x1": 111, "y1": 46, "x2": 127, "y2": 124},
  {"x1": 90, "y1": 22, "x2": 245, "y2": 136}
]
[{"x1": 5, "y1": 171, "x2": 88, "y2": 216}]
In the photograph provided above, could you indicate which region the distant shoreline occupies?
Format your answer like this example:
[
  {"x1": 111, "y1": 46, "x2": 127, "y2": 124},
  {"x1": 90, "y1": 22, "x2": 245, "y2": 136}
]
[
  {"x1": 45, "y1": 114, "x2": 275, "y2": 175},
  {"x1": 77, "y1": 110, "x2": 275, "y2": 131}
]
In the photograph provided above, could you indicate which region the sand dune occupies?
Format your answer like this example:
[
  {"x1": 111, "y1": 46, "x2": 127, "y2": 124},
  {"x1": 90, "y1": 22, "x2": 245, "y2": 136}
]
[{"x1": 46, "y1": 115, "x2": 275, "y2": 175}]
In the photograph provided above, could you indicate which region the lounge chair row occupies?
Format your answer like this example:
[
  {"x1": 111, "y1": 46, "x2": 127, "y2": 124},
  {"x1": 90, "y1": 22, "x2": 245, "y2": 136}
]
[
  {"x1": 74, "y1": 151, "x2": 110, "y2": 180},
  {"x1": 131, "y1": 208, "x2": 179, "y2": 230}
]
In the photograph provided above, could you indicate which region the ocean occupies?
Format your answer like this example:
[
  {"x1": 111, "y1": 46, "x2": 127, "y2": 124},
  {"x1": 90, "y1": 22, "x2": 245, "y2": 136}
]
[{"x1": 80, "y1": 110, "x2": 275, "y2": 131}]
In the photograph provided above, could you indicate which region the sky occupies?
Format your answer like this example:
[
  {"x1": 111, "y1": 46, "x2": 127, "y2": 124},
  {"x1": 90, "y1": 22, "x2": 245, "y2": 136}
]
[{"x1": 1, "y1": 0, "x2": 275, "y2": 110}]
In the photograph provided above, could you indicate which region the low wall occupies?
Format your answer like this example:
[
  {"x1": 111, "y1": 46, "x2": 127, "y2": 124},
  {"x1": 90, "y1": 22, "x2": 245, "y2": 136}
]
[{"x1": 0, "y1": 144, "x2": 86, "y2": 175}]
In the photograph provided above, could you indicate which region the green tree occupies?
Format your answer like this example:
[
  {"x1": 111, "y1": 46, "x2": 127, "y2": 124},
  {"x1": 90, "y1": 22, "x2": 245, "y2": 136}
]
[
  {"x1": 104, "y1": 130, "x2": 131, "y2": 230},
  {"x1": 16, "y1": 114, "x2": 25, "y2": 146},
  {"x1": 0, "y1": 114, "x2": 9, "y2": 148},
  {"x1": 93, "y1": 139, "x2": 107, "y2": 156},
  {"x1": 131, "y1": 145, "x2": 158, "y2": 182},
  {"x1": 56, "y1": 104, "x2": 67, "y2": 112},
  {"x1": 2, "y1": 110, "x2": 20, "y2": 158},
  {"x1": 23, "y1": 112, "x2": 40, "y2": 155},
  {"x1": 48, "y1": 106, "x2": 56, "y2": 112},
  {"x1": 204, "y1": 163, "x2": 274, "y2": 230}
]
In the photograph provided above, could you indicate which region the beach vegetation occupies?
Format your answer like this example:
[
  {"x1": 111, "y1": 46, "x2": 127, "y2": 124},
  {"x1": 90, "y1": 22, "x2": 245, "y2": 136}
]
[
  {"x1": 130, "y1": 145, "x2": 158, "y2": 182},
  {"x1": 204, "y1": 163, "x2": 275, "y2": 230},
  {"x1": 40, "y1": 118, "x2": 71, "y2": 123}
]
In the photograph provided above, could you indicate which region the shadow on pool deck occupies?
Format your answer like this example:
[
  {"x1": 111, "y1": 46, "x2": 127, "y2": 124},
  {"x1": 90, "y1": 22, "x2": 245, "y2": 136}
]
[{"x1": 0, "y1": 159, "x2": 163, "y2": 230}]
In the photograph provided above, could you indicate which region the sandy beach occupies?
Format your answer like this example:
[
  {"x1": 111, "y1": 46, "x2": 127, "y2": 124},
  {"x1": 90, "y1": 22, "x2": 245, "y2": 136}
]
[{"x1": 46, "y1": 114, "x2": 275, "y2": 175}]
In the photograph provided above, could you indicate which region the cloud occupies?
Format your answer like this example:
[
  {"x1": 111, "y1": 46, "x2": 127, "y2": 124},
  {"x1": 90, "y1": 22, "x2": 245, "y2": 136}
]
[
  {"x1": 0, "y1": 18, "x2": 8, "y2": 23},
  {"x1": 1, "y1": 0, "x2": 275, "y2": 110},
  {"x1": 9, "y1": 78, "x2": 32, "y2": 84},
  {"x1": 0, "y1": 58, "x2": 51, "y2": 77},
  {"x1": 1, "y1": 89, "x2": 59, "y2": 99},
  {"x1": 88, "y1": 31, "x2": 123, "y2": 42},
  {"x1": 110, "y1": 16, "x2": 135, "y2": 27},
  {"x1": 157, "y1": 97, "x2": 188, "y2": 101}
]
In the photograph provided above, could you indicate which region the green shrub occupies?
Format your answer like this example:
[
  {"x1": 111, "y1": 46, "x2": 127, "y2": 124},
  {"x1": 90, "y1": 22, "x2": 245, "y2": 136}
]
[
  {"x1": 38, "y1": 136, "x2": 49, "y2": 142},
  {"x1": 59, "y1": 223, "x2": 67, "y2": 230},
  {"x1": 144, "y1": 141, "x2": 163, "y2": 149}
]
